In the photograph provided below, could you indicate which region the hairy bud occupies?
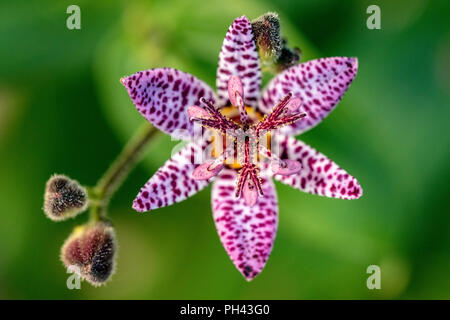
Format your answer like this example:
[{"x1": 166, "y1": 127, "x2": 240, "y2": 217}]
[
  {"x1": 251, "y1": 12, "x2": 282, "y2": 62},
  {"x1": 276, "y1": 39, "x2": 301, "y2": 72},
  {"x1": 43, "y1": 174, "x2": 88, "y2": 221},
  {"x1": 251, "y1": 12, "x2": 301, "y2": 73},
  {"x1": 61, "y1": 222, "x2": 117, "y2": 286}
]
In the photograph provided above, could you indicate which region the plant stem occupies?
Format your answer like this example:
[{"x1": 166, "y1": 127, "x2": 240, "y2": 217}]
[{"x1": 89, "y1": 122, "x2": 159, "y2": 221}]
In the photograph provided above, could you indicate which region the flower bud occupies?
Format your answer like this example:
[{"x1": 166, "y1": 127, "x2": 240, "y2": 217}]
[
  {"x1": 251, "y1": 12, "x2": 301, "y2": 73},
  {"x1": 61, "y1": 221, "x2": 117, "y2": 286},
  {"x1": 43, "y1": 174, "x2": 88, "y2": 221},
  {"x1": 276, "y1": 39, "x2": 301, "y2": 72},
  {"x1": 251, "y1": 12, "x2": 282, "y2": 63}
]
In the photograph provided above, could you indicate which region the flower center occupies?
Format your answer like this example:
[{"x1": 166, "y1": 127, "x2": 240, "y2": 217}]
[
  {"x1": 188, "y1": 76, "x2": 307, "y2": 206},
  {"x1": 211, "y1": 105, "x2": 270, "y2": 169},
  {"x1": 221, "y1": 105, "x2": 263, "y2": 124}
]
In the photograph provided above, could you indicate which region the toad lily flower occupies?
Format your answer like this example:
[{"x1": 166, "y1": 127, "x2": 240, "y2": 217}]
[{"x1": 121, "y1": 16, "x2": 362, "y2": 281}]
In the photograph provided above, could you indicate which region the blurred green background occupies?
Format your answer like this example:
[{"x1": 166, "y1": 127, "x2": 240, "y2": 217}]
[{"x1": 0, "y1": 0, "x2": 449, "y2": 299}]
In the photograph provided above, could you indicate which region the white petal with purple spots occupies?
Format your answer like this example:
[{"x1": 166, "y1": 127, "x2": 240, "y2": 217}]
[
  {"x1": 212, "y1": 169, "x2": 278, "y2": 281},
  {"x1": 216, "y1": 16, "x2": 261, "y2": 108},
  {"x1": 133, "y1": 141, "x2": 212, "y2": 212},
  {"x1": 259, "y1": 57, "x2": 358, "y2": 136},
  {"x1": 122, "y1": 68, "x2": 216, "y2": 140},
  {"x1": 272, "y1": 135, "x2": 362, "y2": 199}
]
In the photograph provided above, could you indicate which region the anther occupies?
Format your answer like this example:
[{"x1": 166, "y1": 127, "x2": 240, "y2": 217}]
[
  {"x1": 228, "y1": 76, "x2": 249, "y2": 125},
  {"x1": 227, "y1": 75, "x2": 244, "y2": 107},
  {"x1": 285, "y1": 96, "x2": 302, "y2": 114},
  {"x1": 187, "y1": 105, "x2": 210, "y2": 120},
  {"x1": 192, "y1": 160, "x2": 224, "y2": 180},
  {"x1": 271, "y1": 159, "x2": 302, "y2": 176},
  {"x1": 243, "y1": 180, "x2": 258, "y2": 207}
]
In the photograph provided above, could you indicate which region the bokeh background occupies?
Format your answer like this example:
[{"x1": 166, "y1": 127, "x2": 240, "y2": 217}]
[{"x1": 0, "y1": 0, "x2": 449, "y2": 299}]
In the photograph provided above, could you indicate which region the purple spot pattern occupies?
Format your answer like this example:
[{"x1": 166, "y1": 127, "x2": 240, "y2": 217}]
[
  {"x1": 216, "y1": 16, "x2": 261, "y2": 108},
  {"x1": 122, "y1": 68, "x2": 216, "y2": 140},
  {"x1": 272, "y1": 135, "x2": 363, "y2": 200},
  {"x1": 259, "y1": 57, "x2": 358, "y2": 136},
  {"x1": 133, "y1": 141, "x2": 211, "y2": 212},
  {"x1": 212, "y1": 169, "x2": 278, "y2": 281}
]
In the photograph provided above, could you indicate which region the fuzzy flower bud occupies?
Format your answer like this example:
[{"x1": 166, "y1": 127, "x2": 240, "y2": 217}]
[
  {"x1": 43, "y1": 174, "x2": 88, "y2": 221},
  {"x1": 251, "y1": 12, "x2": 282, "y2": 63},
  {"x1": 61, "y1": 221, "x2": 117, "y2": 286},
  {"x1": 276, "y1": 39, "x2": 301, "y2": 72},
  {"x1": 251, "y1": 12, "x2": 301, "y2": 73}
]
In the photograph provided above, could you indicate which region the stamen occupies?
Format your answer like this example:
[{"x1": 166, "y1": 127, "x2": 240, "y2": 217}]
[
  {"x1": 227, "y1": 75, "x2": 244, "y2": 107},
  {"x1": 192, "y1": 160, "x2": 223, "y2": 180},
  {"x1": 196, "y1": 98, "x2": 240, "y2": 134},
  {"x1": 248, "y1": 166, "x2": 263, "y2": 196},
  {"x1": 256, "y1": 93, "x2": 306, "y2": 132},
  {"x1": 243, "y1": 180, "x2": 258, "y2": 207},
  {"x1": 235, "y1": 92, "x2": 249, "y2": 126},
  {"x1": 270, "y1": 159, "x2": 302, "y2": 176},
  {"x1": 235, "y1": 163, "x2": 263, "y2": 200},
  {"x1": 209, "y1": 146, "x2": 235, "y2": 170},
  {"x1": 235, "y1": 166, "x2": 248, "y2": 198},
  {"x1": 187, "y1": 105, "x2": 211, "y2": 120},
  {"x1": 199, "y1": 97, "x2": 219, "y2": 114},
  {"x1": 228, "y1": 76, "x2": 249, "y2": 126},
  {"x1": 268, "y1": 93, "x2": 292, "y2": 120},
  {"x1": 259, "y1": 146, "x2": 302, "y2": 176},
  {"x1": 285, "y1": 97, "x2": 302, "y2": 114},
  {"x1": 260, "y1": 112, "x2": 307, "y2": 131},
  {"x1": 188, "y1": 85, "x2": 305, "y2": 206},
  {"x1": 259, "y1": 145, "x2": 279, "y2": 161},
  {"x1": 192, "y1": 144, "x2": 236, "y2": 181}
]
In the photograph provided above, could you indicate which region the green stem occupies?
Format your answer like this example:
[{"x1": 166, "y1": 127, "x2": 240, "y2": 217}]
[{"x1": 89, "y1": 122, "x2": 159, "y2": 221}]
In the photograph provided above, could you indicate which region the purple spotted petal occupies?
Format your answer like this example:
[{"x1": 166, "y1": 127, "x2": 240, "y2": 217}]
[
  {"x1": 259, "y1": 57, "x2": 358, "y2": 136},
  {"x1": 122, "y1": 68, "x2": 216, "y2": 140},
  {"x1": 133, "y1": 142, "x2": 211, "y2": 212},
  {"x1": 216, "y1": 16, "x2": 261, "y2": 108},
  {"x1": 212, "y1": 169, "x2": 278, "y2": 281},
  {"x1": 273, "y1": 135, "x2": 362, "y2": 199}
]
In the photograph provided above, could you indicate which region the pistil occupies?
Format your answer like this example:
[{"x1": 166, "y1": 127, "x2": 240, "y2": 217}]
[{"x1": 189, "y1": 76, "x2": 307, "y2": 206}]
